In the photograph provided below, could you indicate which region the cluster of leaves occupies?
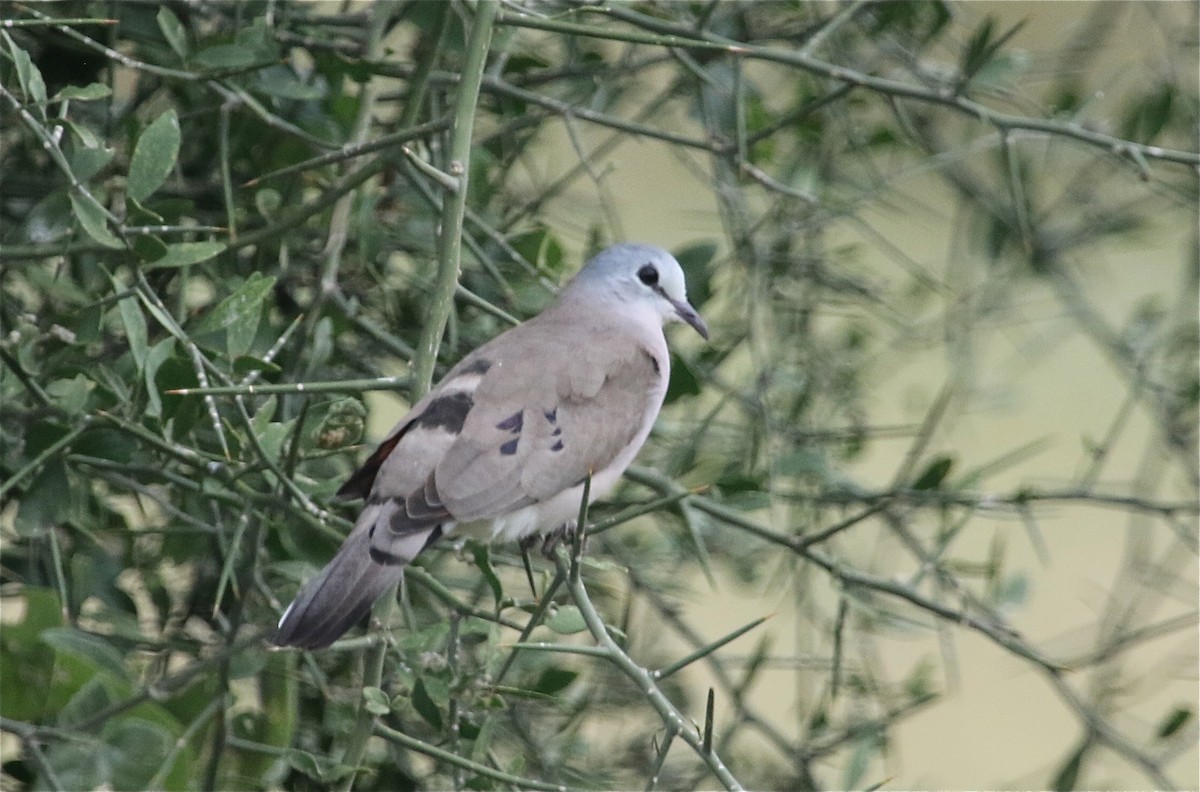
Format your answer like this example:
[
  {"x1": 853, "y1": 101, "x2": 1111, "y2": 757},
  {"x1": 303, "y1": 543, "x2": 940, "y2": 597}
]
[{"x1": 2, "y1": 2, "x2": 1197, "y2": 791}]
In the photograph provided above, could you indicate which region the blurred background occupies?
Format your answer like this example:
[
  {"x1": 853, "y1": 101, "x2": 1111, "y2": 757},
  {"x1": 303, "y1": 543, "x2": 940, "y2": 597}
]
[{"x1": 2, "y1": 2, "x2": 1196, "y2": 790}]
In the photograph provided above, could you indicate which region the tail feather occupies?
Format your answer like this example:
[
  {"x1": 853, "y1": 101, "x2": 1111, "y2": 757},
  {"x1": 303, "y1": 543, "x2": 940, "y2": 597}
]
[{"x1": 273, "y1": 530, "x2": 404, "y2": 650}]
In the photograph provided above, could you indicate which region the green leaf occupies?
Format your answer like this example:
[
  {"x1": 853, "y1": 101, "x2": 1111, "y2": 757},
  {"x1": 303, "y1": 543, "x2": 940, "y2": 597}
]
[
  {"x1": 470, "y1": 544, "x2": 504, "y2": 609},
  {"x1": 118, "y1": 296, "x2": 149, "y2": 373},
  {"x1": 157, "y1": 6, "x2": 189, "y2": 60},
  {"x1": 411, "y1": 677, "x2": 444, "y2": 731},
  {"x1": 68, "y1": 146, "x2": 115, "y2": 182},
  {"x1": 23, "y1": 190, "x2": 73, "y2": 244},
  {"x1": 103, "y1": 718, "x2": 172, "y2": 790},
  {"x1": 143, "y1": 338, "x2": 176, "y2": 418},
  {"x1": 993, "y1": 573, "x2": 1028, "y2": 609},
  {"x1": 73, "y1": 427, "x2": 135, "y2": 465},
  {"x1": 545, "y1": 605, "x2": 587, "y2": 635},
  {"x1": 56, "y1": 675, "x2": 118, "y2": 737},
  {"x1": 4, "y1": 32, "x2": 47, "y2": 111},
  {"x1": 69, "y1": 190, "x2": 123, "y2": 248},
  {"x1": 193, "y1": 273, "x2": 275, "y2": 334},
  {"x1": 1156, "y1": 706, "x2": 1192, "y2": 739},
  {"x1": 459, "y1": 716, "x2": 482, "y2": 741},
  {"x1": 142, "y1": 241, "x2": 227, "y2": 270},
  {"x1": 256, "y1": 420, "x2": 294, "y2": 465},
  {"x1": 510, "y1": 227, "x2": 564, "y2": 275},
  {"x1": 911, "y1": 455, "x2": 954, "y2": 490},
  {"x1": 126, "y1": 195, "x2": 165, "y2": 225},
  {"x1": 664, "y1": 353, "x2": 700, "y2": 404},
  {"x1": 674, "y1": 241, "x2": 717, "y2": 307},
  {"x1": 40, "y1": 627, "x2": 129, "y2": 680},
  {"x1": 362, "y1": 686, "x2": 391, "y2": 716},
  {"x1": 232, "y1": 354, "x2": 282, "y2": 378},
  {"x1": 255, "y1": 65, "x2": 325, "y2": 100},
  {"x1": 0, "y1": 587, "x2": 63, "y2": 721},
  {"x1": 531, "y1": 667, "x2": 577, "y2": 695},
  {"x1": 127, "y1": 109, "x2": 181, "y2": 203},
  {"x1": 841, "y1": 733, "x2": 882, "y2": 790},
  {"x1": 1051, "y1": 739, "x2": 1089, "y2": 791},
  {"x1": 286, "y1": 749, "x2": 326, "y2": 779},
  {"x1": 46, "y1": 374, "x2": 95, "y2": 415},
  {"x1": 1121, "y1": 83, "x2": 1176, "y2": 143},
  {"x1": 193, "y1": 43, "x2": 260, "y2": 70},
  {"x1": 957, "y1": 17, "x2": 1026, "y2": 93},
  {"x1": 63, "y1": 118, "x2": 101, "y2": 149},
  {"x1": 131, "y1": 234, "x2": 170, "y2": 263},
  {"x1": 250, "y1": 397, "x2": 278, "y2": 439},
  {"x1": 776, "y1": 449, "x2": 828, "y2": 478},
  {"x1": 15, "y1": 455, "x2": 71, "y2": 537},
  {"x1": 255, "y1": 188, "x2": 282, "y2": 218},
  {"x1": 155, "y1": 354, "x2": 200, "y2": 433},
  {"x1": 43, "y1": 714, "x2": 173, "y2": 792},
  {"x1": 52, "y1": 83, "x2": 112, "y2": 102},
  {"x1": 192, "y1": 272, "x2": 275, "y2": 358}
]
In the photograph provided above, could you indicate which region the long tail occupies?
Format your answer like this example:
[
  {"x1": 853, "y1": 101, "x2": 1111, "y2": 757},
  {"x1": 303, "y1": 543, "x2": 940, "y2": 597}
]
[{"x1": 273, "y1": 529, "x2": 404, "y2": 650}]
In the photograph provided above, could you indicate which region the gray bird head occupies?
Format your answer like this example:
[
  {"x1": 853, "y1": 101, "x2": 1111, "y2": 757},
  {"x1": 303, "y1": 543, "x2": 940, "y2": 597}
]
[{"x1": 565, "y1": 243, "x2": 709, "y2": 339}]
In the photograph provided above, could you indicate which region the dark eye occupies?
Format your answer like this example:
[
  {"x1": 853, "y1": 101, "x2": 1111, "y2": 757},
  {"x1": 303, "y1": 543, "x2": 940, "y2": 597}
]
[{"x1": 637, "y1": 264, "x2": 658, "y2": 286}]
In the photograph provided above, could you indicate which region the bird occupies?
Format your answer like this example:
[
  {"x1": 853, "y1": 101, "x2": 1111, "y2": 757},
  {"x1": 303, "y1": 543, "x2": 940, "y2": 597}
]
[{"x1": 273, "y1": 243, "x2": 709, "y2": 649}]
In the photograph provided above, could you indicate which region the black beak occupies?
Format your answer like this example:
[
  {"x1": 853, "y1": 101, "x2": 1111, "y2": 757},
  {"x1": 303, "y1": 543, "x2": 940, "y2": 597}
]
[{"x1": 671, "y1": 299, "x2": 710, "y2": 340}]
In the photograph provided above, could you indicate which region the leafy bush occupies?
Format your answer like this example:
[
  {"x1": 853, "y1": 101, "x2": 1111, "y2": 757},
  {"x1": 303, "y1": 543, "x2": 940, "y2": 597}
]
[{"x1": 2, "y1": 2, "x2": 1196, "y2": 790}]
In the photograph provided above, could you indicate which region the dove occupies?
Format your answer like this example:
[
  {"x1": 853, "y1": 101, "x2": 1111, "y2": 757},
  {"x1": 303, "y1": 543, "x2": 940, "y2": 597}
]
[{"x1": 274, "y1": 243, "x2": 708, "y2": 649}]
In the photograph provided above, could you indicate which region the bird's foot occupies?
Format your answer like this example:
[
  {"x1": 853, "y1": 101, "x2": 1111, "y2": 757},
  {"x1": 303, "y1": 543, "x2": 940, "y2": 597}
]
[{"x1": 538, "y1": 521, "x2": 585, "y2": 560}]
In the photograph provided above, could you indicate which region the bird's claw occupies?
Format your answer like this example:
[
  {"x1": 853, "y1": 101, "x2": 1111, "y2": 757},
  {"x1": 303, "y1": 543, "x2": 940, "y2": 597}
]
[{"x1": 535, "y1": 522, "x2": 585, "y2": 560}]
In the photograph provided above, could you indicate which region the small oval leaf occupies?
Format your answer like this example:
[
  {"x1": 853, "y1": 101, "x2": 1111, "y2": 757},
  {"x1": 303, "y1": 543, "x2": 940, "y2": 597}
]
[
  {"x1": 532, "y1": 667, "x2": 578, "y2": 695},
  {"x1": 911, "y1": 455, "x2": 954, "y2": 490},
  {"x1": 5, "y1": 32, "x2": 47, "y2": 110},
  {"x1": 142, "y1": 241, "x2": 227, "y2": 270},
  {"x1": 411, "y1": 677, "x2": 444, "y2": 731},
  {"x1": 1156, "y1": 706, "x2": 1192, "y2": 740},
  {"x1": 545, "y1": 605, "x2": 587, "y2": 635},
  {"x1": 193, "y1": 43, "x2": 259, "y2": 70},
  {"x1": 40, "y1": 627, "x2": 128, "y2": 680},
  {"x1": 156, "y1": 6, "x2": 189, "y2": 60},
  {"x1": 127, "y1": 109, "x2": 181, "y2": 203},
  {"x1": 68, "y1": 146, "x2": 115, "y2": 182},
  {"x1": 362, "y1": 686, "x2": 391, "y2": 716},
  {"x1": 118, "y1": 296, "x2": 149, "y2": 372},
  {"x1": 68, "y1": 191, "x2": 123, "y2": 248},
  {"x1": 52, "y1": 82, "x2": 112, "y2": 102}
]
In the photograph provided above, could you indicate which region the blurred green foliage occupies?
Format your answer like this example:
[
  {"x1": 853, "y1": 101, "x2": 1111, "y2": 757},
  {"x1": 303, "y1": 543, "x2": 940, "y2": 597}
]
[{"x1": 1, "y1": 2, "x2": 1197, "y2": 790}]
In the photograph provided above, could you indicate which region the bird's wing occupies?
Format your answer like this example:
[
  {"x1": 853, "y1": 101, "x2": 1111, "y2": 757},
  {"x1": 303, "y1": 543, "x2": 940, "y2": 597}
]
[{"x1": 431, "y1": 317, "x2": 665, "y2": 522}]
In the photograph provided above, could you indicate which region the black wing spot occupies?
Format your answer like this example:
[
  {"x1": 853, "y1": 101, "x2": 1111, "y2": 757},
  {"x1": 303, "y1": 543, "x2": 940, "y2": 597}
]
[
  {"x1": 495, "y1": 411, "x2": 523, "y2": 432},
  {"x1": 415, "y1": 391, "x2": 474, "y2": 434},
  {"x1": 544, "y1": 408, "x2": 557, "y2": 423},
  {"x1": 500, "y1": 438, "x2": 519, "y2": 456},
  {"x1": 551, "y1": 440, "x2": 564, "y2": 452}
]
